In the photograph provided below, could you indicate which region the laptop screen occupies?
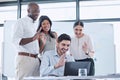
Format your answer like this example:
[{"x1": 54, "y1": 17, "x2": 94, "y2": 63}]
[{"x1": 64, "y1": 61, "x2": 91, "y2": 76}]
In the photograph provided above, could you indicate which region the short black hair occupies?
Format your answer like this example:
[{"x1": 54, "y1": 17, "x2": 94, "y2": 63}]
[
  {"x1": 73, "y1": 20, "x2": 84, "y2": 28},
  {"x1": 57, "y1": 33, "x2": 71, "y2": 43}
]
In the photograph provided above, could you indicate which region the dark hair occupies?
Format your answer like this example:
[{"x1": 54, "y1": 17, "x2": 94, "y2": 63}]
[
  {"x1": 57, "y1": 33, "x2": 71, "y2": 43},
  {"x1": 73, "y1": 20, "x2": 84, "y2": 28},
  {"x1": 37, "y1": 15, "x2": 55, "y2": 38}
]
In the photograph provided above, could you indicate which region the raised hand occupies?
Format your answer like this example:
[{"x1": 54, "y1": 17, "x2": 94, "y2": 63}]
[
  {"x1": 82, "y1": 42, "x2": 88, "y2": 54},
  {"x1": 54, "y1": 54, "x2": 66, "y2": 69},
  {"x1": 39, "y1": 32, "x2": 46, "y2": 45}
]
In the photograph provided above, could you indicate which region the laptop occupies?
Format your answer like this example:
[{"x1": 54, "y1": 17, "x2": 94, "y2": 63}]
[{"x1": 64, "y1": 61, "x2": 91, "y2": 76}]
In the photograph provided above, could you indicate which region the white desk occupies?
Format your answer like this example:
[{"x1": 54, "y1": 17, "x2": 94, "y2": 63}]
[{"x1": 24, "y1": 74, "x2": 120, "y2": 80}]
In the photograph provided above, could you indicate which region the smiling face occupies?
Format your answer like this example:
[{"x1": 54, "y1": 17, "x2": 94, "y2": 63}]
[
  {"x1": 41, "y1": 20, "x2": 51, "y2": 33},
  {"x1": 56, "y1": 40, "x2": 71, "y2": 56},
  {"x1": 74, "y1": 25, "x2": 84, "y2": 38},
  {"x1": 28, "y1": 3, "x2": 40, "y2": 21}
]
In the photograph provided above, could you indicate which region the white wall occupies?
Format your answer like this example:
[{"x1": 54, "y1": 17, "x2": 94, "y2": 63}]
[
  {"x1": 113, "y1": 22, "x2": 120, "y2": 73},
  {"x1": 0, "y1": 27, "x2": 4, "y2": 75},
  {"x1": 52, "y1": 22, "x2": 115, "y2": 75}
]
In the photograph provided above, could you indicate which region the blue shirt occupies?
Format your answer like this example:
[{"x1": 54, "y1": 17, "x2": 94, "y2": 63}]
[{"x1": 40, "y1": 50, "x2": 75, "y2": 76}]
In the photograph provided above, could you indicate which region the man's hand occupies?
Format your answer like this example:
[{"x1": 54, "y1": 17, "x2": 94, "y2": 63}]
[
  {"x1": 32, "y1": 32, "x2": 41, "y2": 41},
  {"x1": 33, "y1": 27, "x2": 42, "y2": 41},
  {"x1": 54, "y1": 54, "x2": 66, "y2": 69},
  {"x1": 19, "y1": 32, "x2": 40, "y2": 45}
]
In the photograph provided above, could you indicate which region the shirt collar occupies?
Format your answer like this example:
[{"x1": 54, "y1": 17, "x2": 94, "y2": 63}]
[
  {"x1": 53, "y1": 48, "x2": 60, "y2": 57},
  {"x1": 54, "y1": 49, "x2": 59, "y2": 56},
  {"x1": 53, "y1": 48, "x2": 67, "y2": 58},
  {"x1": 26, "y1": 16, "x2": 34, "y2": 23}
]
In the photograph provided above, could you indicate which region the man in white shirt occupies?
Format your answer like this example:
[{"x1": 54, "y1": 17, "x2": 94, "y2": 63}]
[
  {"x1": 13, "y1": 2, "x2": 40, "y2": 80},
  {"x1": 40, "y1": 33, "x2": 75, "y2": 77}
]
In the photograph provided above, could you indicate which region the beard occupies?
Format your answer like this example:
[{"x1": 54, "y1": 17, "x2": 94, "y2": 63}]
[
  {"x1": 57, "y1": 44, "x2": 69, "y2": 56},
  {"x1": 28, "y1": 14, "x2": 38, "y2": 21}
]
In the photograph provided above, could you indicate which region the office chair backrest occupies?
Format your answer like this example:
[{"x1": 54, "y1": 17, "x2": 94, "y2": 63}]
[{"x1": 75, "y1": 58, "x2": 95, "y2": 76}]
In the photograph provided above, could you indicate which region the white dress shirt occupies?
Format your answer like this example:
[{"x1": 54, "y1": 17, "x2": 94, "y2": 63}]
[{"x1": 12, "y1": 16, "x2": 39, "y2": 54}]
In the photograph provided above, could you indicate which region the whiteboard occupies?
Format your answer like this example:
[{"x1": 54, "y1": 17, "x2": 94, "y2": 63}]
[
  {"x1": 3, "y1": 20, "x2": 17, "y2": 77},
  {"x1": 52, "y1": 22, "x2": 115, "y2": 75},
  {"x1": 3, "y1": 21, "x2": 115, "y2": 77}
]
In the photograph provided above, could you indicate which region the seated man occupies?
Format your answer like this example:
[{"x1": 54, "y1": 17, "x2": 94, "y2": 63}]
[{"x1": 40, "y1": 33, "x2": 75, "y2": 76}]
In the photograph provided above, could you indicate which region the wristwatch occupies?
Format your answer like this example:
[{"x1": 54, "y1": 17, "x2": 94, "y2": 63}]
[{"x1": 85, "y1": 52, "x2": 89, "y2": 55}]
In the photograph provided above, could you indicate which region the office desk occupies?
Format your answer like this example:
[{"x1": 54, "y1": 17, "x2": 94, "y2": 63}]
[{"x1": 24, "y1": 74, "x2": 120, "y2": 80}]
